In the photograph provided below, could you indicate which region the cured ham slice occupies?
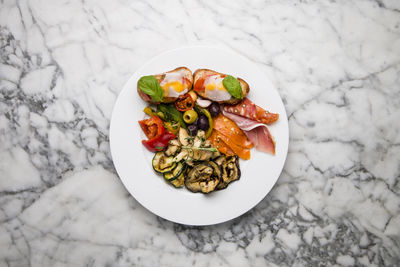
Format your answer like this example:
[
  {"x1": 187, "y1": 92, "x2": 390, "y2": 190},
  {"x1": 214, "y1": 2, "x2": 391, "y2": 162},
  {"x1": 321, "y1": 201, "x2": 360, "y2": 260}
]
[
  {"x1": 223, "y1": 98, "x2": 279, "y2": 125},
  {"x1": 243, "y1": 126, "x2": 275, "y2": 155},
  {"x1": 222, "y1": 111, "x2": 276, "y2": 155}
]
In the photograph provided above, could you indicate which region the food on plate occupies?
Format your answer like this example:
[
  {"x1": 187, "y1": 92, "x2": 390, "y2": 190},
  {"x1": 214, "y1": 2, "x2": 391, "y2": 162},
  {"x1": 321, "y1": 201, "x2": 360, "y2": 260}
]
[
  {"x1": 138, "y1": 67, "x2": 193, "y2": 104},
  {"x1": 209, "y1": 128, "x2": 251, "y2": 160},
  {"x1": 187, "y1": 124, "x2": 198, "y2": 136},
  {"x1": 156, "y1": 104, "x2": 187, "y2": 129},
  {"x1": 185, "y1": 161, "x2": 221, "y2": 193},
  {"x1": 183, "y1": 109, "x2": 198, "y2": 124},
  {"x1": 222, "y1": 111, "x2": 276, "y2": 154},
  {"x1": 139, "y1": 115, "x2": 164, "y2": 140},
  {"x1": 210, "y1": 114, "x2": 253, "y2": 160},
  {"x1": 194, "y1": 105, "x2": 213, "y2": 138},
  {"x1": 222, "y1": 97, "x2": 278, "y2": 154},
  {"x1": 174, "y1": 93, "x2": 194, "y2": 111},
  {"x1": 173, "y1": 128, "x2": 220, "y2": 162},
  {"x1": 137, "y1": 67, "x2": 279, "y2": 193},
  {"x1": 187, "y1": 90, "x2": 198, "y2": 102},
  {"x1": 184, "y1": 154, "x2": 241, "y2": 193},
  {"x1": 214, "y1": 155, "x2": 240, "y2": 189},
  {"x1": 223, "y1": 98, "x2": 279, "y2": 125},
  {"x1": 208, "y1": 131, "x2": 235, "y2": 157},
  {"x1": 213, "y1": 114, "x2": 253, "y2": 149},
  {"x1": 139, "y1": 116, "x2": 176, "y2": 152},
  {"x1": 151, "y1": 128, "x2": 225, "y2": 191},
  {"x1": 196, "y1": 97, "x2": 212, "y2": 108},
  {"x1": 152, "y1": 151, "x2": 177, "y2": 173},
  {"x1": 163, "y1": 121, "x2": 180, "y2": 135},
  {"x1": 193, "y1": 69, "x2": 249, "y2": 104},
  {"x1": 208, "y1": 102, "x2": 221, "y2": 117},
  {"x1": 197, "y1": 114, "x2": 209, "y2": 131}
]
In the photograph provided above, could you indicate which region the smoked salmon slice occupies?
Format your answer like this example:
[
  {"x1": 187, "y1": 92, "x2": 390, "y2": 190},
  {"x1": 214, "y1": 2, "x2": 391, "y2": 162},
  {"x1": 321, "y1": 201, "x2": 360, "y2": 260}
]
[
  {"x1": 213, "y1": 114, "x2": 253, "y2": 149},
  {"x1": 212, "y1": 130, "x2": 251, "y2": 160},
  {"x1": 223, "y1": 98, "x2": 279, "y2": 125},
  {"x1": 208, "y1": 131, "x2": 235, "y2": 157}
]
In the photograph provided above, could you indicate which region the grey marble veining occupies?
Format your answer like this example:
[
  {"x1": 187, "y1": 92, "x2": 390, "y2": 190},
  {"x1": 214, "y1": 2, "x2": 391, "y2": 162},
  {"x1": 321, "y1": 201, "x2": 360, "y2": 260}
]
[{"x1": 0, "y1": 0, "x2": 399, "y2": 266}]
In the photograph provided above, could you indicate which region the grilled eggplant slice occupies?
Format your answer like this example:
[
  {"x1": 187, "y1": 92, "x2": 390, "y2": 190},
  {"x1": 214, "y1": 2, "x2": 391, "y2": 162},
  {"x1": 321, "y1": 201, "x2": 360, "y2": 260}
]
[
  {"x1": 214, "y1": 155, "x2": 226, "y2": 166},
  {"x1": 152, "y1": 152, "x2": 176, "y2": 173},
  {"x1": 185, "y1": 162, "x2": 221, "y2": 193},
  {"x1": 216, "y1": 155, "x2": 241, "y2": 190}
]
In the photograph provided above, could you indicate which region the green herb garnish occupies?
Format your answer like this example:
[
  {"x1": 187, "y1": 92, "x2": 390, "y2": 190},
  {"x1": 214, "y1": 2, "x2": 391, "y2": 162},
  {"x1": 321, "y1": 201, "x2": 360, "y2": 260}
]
[
  {"x1": 222, "y1": 75, "x2": 243, "y2": 99},
  {"x1": 138, "y1": 75, "x2": 164, "y2": 102}
]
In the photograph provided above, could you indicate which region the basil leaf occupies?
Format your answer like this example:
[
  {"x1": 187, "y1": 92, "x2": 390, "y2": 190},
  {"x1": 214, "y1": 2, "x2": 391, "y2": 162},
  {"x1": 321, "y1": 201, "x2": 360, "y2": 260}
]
[
  {"x1": 138, "y1": 75, "x2": 164, "y2": 102},
  {"x1": 222, "y1": 75, "x2": 243, "y2": 99}
]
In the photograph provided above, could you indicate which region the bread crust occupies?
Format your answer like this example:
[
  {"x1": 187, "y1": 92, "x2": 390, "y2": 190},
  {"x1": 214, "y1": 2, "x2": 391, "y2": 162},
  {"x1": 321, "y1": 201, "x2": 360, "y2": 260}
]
[
  {"x1": 137, "y1": 67, "x2": 193, "y2": 104},
  {"x1": 193, "y1": 69, "x2": 249, "y2": 104}
]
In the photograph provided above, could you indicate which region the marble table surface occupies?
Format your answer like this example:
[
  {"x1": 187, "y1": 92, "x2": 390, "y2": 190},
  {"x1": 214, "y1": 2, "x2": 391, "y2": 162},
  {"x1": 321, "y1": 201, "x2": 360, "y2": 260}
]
[{"x1": 1, "y1": 0, "x2": 400, "y2": 266}]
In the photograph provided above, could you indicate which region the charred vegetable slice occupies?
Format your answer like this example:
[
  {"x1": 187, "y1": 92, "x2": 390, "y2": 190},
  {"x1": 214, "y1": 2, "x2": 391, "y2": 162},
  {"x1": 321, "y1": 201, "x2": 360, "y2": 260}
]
[
  {"x1": 214, "y1": 155, "x2": 226, "y2": 169},
  {"x1": 216, "y1": 155, "x2": 241, "y2": 190},
  {"x1": 185, "y1": 162, "x2": 221, "y2": 193},
  {"x1": 163, "y1": 162, "x2": 185, "y2": 181},
  {"x1": 170, "y1": 171, "x2": 185, "y2": 188},
  {"x1": 152, "y1": 152, "x2": 176, "y2": 173},
  {"x1": 208, "y1": 161, "x2": 222, "y2": 180}
]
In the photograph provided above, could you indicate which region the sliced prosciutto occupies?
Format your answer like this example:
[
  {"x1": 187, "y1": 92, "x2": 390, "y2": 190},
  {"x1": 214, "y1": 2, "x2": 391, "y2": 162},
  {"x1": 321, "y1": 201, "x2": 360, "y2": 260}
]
[
  {"x1": 223, "y1": 98, "x2": 279, "y2": 125},
  {"x1": 222, "y1": 111, "x2": 276, "y2": 155}
]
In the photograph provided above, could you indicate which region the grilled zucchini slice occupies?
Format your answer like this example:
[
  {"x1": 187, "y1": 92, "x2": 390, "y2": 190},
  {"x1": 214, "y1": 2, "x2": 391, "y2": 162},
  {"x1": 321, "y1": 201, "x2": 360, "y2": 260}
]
[
  {"x1": 163, "y1": 162, "x2": 185, "y2": 182},
  {"x1": 170, "y1": 171, "x2": 185, "y2": 188},
  {"x1": 152, "y1": 152, "x2": 176, "y2": 173}
]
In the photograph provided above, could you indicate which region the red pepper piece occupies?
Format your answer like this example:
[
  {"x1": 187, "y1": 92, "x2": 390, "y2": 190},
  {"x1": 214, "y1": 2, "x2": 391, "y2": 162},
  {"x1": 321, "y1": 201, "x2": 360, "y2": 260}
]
[
  {"x1": 142, "y1": 131, "x2": 176, "y2": 152},
  {"x1": 138, "y1": 116, "x2": 165, "y2": 139}
]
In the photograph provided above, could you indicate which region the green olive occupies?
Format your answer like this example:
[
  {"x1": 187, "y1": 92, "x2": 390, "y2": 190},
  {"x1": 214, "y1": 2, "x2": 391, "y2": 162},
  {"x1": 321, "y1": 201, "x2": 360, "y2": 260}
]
[{"x1": 183, "y1": 109, "x2": 198, "y2": 124}]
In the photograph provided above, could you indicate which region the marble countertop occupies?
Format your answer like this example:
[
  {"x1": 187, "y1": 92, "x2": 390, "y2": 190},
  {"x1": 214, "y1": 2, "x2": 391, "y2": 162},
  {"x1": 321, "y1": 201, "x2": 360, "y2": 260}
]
[{"x1": 1, "y1": 0, "x2": 399, "y2": 266}]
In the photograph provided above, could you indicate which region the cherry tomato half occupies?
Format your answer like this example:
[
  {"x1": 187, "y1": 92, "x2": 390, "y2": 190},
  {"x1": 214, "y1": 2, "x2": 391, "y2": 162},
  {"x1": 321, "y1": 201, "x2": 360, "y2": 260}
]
[{"x1": 174, "y1": 93, "x2": 194, "y2": 112}]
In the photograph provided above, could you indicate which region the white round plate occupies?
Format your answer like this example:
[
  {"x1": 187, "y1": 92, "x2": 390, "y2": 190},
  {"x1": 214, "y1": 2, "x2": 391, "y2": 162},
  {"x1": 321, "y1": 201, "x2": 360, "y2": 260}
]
[{"x1": 110, "y1": 46, "x2": 289, "y2": 226}]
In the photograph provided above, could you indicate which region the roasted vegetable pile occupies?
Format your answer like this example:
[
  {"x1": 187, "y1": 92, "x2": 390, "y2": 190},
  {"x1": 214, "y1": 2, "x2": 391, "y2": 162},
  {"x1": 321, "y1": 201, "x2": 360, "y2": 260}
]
[{"x1": 151, "y1": 128, "x2": 241, "y2": 193}]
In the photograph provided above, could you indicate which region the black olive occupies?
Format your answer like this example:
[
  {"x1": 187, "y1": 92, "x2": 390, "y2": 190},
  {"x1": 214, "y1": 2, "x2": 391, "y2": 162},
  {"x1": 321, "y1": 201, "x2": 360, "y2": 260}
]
[
  {"x1": 197, "y1": 114, "x2": 209, "y2": 130},
  {"x1": 187, "y1": 124, "x2": 198, "y2": 136},
  {"x1": 208, "y1": 102, "x2": 221, "y2": 117}
]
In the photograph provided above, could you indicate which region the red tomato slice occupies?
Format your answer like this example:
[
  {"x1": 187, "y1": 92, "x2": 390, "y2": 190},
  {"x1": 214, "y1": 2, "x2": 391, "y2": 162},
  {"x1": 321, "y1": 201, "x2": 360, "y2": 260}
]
[{"x1": 138, "y1": 116, "x2": 165, "y2": 139}]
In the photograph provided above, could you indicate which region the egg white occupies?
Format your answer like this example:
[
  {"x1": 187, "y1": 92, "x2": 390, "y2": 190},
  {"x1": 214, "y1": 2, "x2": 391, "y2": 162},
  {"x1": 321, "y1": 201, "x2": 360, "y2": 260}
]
[
  {"x1": 160, "y1": 70, "x2": 188, "y2": 98},
  {"x1": 203, "y1": 75, "x2": 231, "y2": 102}
]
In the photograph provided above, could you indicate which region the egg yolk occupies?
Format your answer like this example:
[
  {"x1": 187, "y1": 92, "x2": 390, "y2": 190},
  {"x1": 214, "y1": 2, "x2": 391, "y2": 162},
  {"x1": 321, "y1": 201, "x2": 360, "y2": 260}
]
[
  {"x1": 205, "y1": 82, "x2": 225, "y2": 91},
  {"x1": 162, "y1": 81, "x2": 185, "y2": 96}
]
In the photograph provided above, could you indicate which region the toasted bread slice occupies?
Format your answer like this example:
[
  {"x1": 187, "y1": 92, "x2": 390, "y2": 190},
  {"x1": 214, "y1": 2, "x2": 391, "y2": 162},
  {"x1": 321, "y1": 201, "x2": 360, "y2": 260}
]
[
  {"x1": 193, "y1": 69, "x2": 249, "y2": 105},
  {"x1": 137, "y1": 67, "x2": 193, "y2": 104}
]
